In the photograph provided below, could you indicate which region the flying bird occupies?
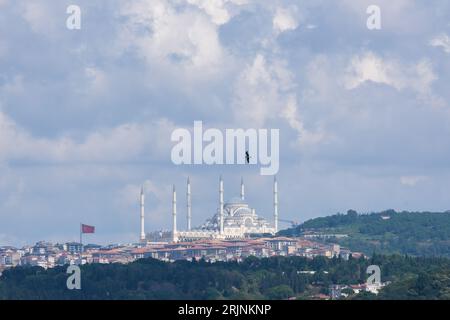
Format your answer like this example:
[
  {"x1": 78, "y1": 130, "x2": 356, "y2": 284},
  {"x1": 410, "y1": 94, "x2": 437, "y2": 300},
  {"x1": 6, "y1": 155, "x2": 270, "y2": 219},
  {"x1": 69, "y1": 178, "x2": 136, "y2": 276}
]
[{"x1": 245, "y1": 151, "x2": 250, "y2": 164}]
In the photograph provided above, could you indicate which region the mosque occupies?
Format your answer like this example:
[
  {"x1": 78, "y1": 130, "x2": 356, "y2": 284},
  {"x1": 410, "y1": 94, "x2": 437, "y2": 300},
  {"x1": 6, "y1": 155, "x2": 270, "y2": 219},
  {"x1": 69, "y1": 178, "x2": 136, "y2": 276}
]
[{"x1": 139, "y1": 176, "x2": 279, "y2": 243}]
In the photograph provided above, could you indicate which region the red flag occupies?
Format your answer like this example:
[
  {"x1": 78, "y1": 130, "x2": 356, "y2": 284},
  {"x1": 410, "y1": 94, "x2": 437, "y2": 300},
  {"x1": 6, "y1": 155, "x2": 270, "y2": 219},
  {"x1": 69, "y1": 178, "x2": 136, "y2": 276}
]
[{"x1": 81, "y1": 224, "x2": 95, "y2": 234}]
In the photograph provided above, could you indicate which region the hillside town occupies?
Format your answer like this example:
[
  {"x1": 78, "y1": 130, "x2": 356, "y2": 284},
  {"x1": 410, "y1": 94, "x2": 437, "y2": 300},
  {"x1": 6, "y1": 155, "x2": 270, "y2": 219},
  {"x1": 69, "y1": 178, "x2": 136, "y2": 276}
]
[{"x1": 0, "y1": 236, "x2": 361, "y2": 272}]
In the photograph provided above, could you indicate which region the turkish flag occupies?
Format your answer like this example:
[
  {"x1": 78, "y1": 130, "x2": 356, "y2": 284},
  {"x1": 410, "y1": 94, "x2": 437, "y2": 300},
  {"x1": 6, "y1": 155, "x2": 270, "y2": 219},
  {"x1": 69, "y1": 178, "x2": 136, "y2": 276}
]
[{"x1": 81, "y1": 224, "x2": 95, "y2": 234}]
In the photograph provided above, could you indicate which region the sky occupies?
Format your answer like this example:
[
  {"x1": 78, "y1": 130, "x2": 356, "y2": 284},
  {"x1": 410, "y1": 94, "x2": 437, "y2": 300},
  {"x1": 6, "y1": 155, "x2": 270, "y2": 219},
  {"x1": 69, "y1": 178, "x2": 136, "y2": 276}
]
[{"x1": 1, "y1": 0, "x2": 450, "y2": 246}]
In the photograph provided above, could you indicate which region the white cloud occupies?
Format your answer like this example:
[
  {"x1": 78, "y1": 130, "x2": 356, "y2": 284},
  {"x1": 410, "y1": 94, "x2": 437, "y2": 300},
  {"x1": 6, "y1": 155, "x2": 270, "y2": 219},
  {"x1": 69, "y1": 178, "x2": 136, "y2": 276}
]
[
  {"x1": 231, "y1": 54, "x2": 292, "y2": 127},
  {"x1": 1, "y1": 0, "x2": 450, "y2": 244},
  {"x1": 281, "y1": 95, "x2": 326, "y2": 146},
  {"x1": 187, "y1": 0, "x2": 249, "y2": 25},
  {"x1": 0, "y1": 111, "x2": 174, "y2": 164},
  {"x1": 84, "y1": 67, "x2": 108, "y2": 94},
  {"x1": 19, "y1": 1, "x2": 60, "y2": 36},
  {"x1": 430, "y1": 33, "x2": 450, "y2": 53},
  {"x1": 231, "y1": 54, "x2": 325, "y2": 148},
  {"x1": 400, "y1": 176, "x2": 428, "y2": 187},
  {"x1": 344, "y1": 52, "x2": 405, "y2": 90},
  {"x1": 273, "y1": 7, "x2": 299, "y2": 33},
  {"x1": 344, "y1": 52, "x2": 443, "y2": 107},
  {"x1": 118, "y1": 0, "x2": 226, "y2": 76}
]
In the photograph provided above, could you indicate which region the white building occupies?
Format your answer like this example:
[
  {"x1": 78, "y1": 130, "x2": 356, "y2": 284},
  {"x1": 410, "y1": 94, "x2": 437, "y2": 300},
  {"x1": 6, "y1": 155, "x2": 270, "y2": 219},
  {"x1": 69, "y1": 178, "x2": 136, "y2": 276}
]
[{"x1": 142, "y1": 176, "x2": 279, "y2": 243}]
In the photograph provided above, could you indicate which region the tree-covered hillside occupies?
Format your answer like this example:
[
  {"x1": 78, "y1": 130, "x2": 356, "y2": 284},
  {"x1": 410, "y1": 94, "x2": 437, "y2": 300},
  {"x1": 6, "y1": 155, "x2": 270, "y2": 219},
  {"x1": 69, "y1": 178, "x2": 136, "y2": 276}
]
[
  {"x1": 1, "y1": 255, "x2": 450, "y2": 300},
  {"x1": 279, "y1": 210, "x2": 450, "y2": 257}
]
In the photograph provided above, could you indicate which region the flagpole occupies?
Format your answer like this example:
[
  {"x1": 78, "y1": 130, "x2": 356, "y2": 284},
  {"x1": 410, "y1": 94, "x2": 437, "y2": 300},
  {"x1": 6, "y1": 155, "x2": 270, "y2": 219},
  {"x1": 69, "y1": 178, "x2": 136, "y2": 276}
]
[{"x1": 80, "y1": 223, "x2": 83, "y2": 262}]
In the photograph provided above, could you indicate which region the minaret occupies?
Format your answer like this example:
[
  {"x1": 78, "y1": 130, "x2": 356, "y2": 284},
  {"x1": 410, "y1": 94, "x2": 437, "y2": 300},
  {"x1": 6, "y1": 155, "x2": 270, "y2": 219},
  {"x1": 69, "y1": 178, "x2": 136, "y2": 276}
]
[
  {"x1": 274, "y1": 176, "x2": 278, "y2": 233},
  {"x1": 219, "y1": 176, "x2": 224, "y2": 234},
  {"x1": 172, "y1": 185, "x2": 177, "y2": 242},
  {"x1": 240, "y1": 177, "x2": 245, "y2": 201},
  {"x1": 187, "y1": 177, "x2": 191, "y2": 231},
  {"x1": 140, "y1": 186, "x2": 145, "y2": 242}
]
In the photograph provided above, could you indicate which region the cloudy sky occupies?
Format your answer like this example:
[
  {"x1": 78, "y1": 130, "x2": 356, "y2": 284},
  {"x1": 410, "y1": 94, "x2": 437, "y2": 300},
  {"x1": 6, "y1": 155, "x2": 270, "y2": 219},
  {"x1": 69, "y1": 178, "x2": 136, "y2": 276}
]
[{"x1": 1, "y1": 0, "x2": 450, "y2": 246}]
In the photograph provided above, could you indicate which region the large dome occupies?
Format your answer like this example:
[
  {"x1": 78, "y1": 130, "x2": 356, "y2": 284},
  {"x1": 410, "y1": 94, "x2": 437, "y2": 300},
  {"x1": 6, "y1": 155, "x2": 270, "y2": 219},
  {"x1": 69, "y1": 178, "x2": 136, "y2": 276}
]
[
  {"x1": 226, "y1": 197, "x2": 247, "y2": 205},
  {"x1": 232, "y1": 207, "x2": 253, "y2": 217}
]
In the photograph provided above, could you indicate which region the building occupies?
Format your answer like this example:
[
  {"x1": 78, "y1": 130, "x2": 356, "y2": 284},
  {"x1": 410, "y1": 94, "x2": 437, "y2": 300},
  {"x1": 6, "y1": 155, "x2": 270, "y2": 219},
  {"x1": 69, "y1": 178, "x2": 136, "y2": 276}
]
[
  {"x1": 65, "y1": 242, "x2": 83, "y2": 254},
  {"x1": 330, "y1": 285, "x2": 344, "y2": 300},
  {"x1": 143, "y1": 176, "x2": 279, "y2": 243},
  {"x1": 32, "y1": 241, "x2": 55, "y2": 256},
  {"x1": 0, "y1": 248, "x2": 22, "y2": 267}
]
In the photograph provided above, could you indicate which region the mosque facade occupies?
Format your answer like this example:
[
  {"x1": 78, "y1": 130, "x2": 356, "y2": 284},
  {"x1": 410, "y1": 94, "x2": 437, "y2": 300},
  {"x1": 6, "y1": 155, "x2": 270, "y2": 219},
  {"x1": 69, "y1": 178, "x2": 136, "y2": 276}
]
[{"x1": 141, "y1": 176, "x2": 279, "y2": 243}]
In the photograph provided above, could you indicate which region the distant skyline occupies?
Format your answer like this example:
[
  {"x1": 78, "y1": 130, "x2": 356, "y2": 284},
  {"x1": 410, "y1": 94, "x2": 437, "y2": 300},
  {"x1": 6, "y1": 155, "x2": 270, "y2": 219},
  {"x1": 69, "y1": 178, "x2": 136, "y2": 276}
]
[{"x1": 1, "y1": 0, "x2": 450, "y2": 246}]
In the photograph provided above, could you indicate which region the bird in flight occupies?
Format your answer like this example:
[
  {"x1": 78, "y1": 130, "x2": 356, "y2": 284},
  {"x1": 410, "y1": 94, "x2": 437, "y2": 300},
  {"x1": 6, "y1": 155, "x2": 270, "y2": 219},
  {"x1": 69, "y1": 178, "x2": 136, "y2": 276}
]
[{"x1": 245, "y1": 151, "x2": 250, "y2": 164}]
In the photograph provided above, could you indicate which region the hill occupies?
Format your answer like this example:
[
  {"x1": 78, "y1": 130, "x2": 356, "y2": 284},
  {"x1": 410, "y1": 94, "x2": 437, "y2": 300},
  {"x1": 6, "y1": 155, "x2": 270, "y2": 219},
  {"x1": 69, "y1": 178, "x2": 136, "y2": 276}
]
[
  {"x1": 1, "y1": 255, "x2": 450, "y2": 300},
  {"x1": 279, "y1": 210, "x2": 450, "y2": 257}
]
